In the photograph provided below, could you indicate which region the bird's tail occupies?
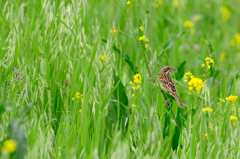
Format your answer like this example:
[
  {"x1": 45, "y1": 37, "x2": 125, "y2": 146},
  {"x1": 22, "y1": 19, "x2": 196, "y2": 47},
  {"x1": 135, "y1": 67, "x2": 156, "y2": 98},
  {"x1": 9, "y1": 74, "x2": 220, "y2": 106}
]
[{"x1": 173, "y1": 95, "x2": 184, "y2": 108}]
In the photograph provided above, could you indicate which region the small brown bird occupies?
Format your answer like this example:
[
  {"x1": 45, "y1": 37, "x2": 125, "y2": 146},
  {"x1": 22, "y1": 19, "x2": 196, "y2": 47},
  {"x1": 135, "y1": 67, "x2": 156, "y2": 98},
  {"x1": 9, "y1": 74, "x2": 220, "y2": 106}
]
[{"x1": 157, "y1": 66, "x2": 184, "y2": 108}]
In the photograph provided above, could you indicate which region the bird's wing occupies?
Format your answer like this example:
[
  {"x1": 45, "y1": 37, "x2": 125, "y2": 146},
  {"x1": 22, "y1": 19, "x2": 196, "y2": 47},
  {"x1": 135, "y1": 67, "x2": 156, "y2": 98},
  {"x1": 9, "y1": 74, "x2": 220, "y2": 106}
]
[{"x1": 158, "y1": 73, "x2": 177, "y2": 95}]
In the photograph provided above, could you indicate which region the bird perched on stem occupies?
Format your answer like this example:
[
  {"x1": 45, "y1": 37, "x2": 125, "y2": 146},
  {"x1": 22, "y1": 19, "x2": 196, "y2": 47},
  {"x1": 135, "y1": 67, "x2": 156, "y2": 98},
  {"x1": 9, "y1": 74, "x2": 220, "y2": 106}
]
[{"x1": 157, "y1": 66, "x2": 184, "y2": 108}]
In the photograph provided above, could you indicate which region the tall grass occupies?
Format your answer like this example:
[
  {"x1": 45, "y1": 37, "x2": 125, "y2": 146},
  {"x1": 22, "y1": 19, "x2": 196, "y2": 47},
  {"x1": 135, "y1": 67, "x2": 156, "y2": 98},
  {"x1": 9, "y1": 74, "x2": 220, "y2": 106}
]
[{"x1": 1, "y1": 0, "x2": 240, "y2": 158}]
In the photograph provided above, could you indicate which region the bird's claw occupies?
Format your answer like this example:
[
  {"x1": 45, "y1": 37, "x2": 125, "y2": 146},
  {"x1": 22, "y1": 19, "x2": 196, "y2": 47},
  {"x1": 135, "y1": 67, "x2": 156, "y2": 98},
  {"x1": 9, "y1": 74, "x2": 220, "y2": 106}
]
[{"x1": 165, "y1": 99, "x2": 170, "y2": 104}]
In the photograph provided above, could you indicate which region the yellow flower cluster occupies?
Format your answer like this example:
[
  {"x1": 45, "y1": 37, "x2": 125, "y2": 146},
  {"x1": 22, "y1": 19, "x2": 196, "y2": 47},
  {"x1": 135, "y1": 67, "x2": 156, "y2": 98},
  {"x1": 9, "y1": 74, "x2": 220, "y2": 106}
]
[
  {"x1": 139, "y1": 35, "x2": 149, "y2": 42},
  {"x1": 183, "y1": 20, "x2": 194, "y2": 28},
  {"x1": 230, "y1": 115, "x2": 238, "y2": 121},
  {"x1": 111, "y1": 28, "x2": 116, "y2": 34},
  {"x1": 201, "y1": 57, "x2": 214, "y2": 70},
  {"x1": 139, "y1": 26, "x2": 144, "y2": 32},
  {"x1": 193, "y1": 15, "x2": 201, "y2": 22},
  {"x1": 202, "y1": 107, "x2": 213, "y2": 113},
  {"x1": 203, "y1": 133, "x2": 209, "y2": 139},
  {"x1": 1, "y1": 140, "x2": 16, "y2": 153},
  {"x1": 131, "y1": 104, "x2": 137, "y2": 107},
  {"x1": 230, "y1": 33, "x2": 240, "y2": 47},
  {"x1": 72, "y1": 92, "x2": 84, "y2": 102},
  {"x1": 127, "y1": 1, "x2": 130, "y2": 4},
  {"x1": 100, "y1": 55, "x2": 106, "y2": 61},
  {"x1": 221, "y1": 5, "x2": 230, "y2": 22},
  {"x1": 129, "y1": 73, "x2": 142, "y2": 91},
  {"x1": 226, "y1": 95, "x2": 238, "y2": 103},
  {"x1": 184, "y1": 72, "x2": 203, "y2": 94}
]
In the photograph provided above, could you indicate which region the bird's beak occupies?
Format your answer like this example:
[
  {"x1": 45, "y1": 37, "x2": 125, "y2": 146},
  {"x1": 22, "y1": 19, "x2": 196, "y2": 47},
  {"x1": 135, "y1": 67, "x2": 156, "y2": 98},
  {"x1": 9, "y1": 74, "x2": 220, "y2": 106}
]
[{"x1": 170, "y1": 68, "x2": 175, "y2": 71}]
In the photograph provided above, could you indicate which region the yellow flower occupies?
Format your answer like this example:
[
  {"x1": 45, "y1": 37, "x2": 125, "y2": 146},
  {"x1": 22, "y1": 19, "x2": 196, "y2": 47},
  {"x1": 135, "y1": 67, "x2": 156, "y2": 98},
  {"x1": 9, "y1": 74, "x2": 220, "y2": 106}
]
[
  {"x1": 202, "y1": 107, "x2": 213, "y2": 113},
  {"x1": 183, "y1": 72, "x2": 194, "y2": 83},
  {"x1": 204, "y1": 133, "x2": 208, "y2": 137},
  {"x1": 226, "y1": 95, "x2": 238, "y2": 103},
  {"x1": 233, "y1": 122, "x2": 236, "y2": 126},
  {"x1": 132, "y1": 86, "x2": 137, "y2": 90},
  {"x1": 100, "y1": 55, "x2": 106, "y2": 61},
  {"x1": 72, "y1": 97, "x2": 75, "y2": 101},
  {"x1": 232, "y1": 107, "x2": 235, "y2": 112},
  {"x1": 183, "y1": 20, "x2": 194, "y2": 28},
  {"x1": 172, "y1": 0, "x2": 178, "y2": 7},
  {"x1": 79, "y1": 109, "x2": 82, "y2": 113},
  {"x1": 218, "y1": 98, "x2": 225, "y2": 103},
  {"x1": 127, "y1": 1, "x2": 131, "y2": 4},
  {"x1": 203, "y1": 133, "x2": 209, "y2": 139},
  {"x1": 139, "y1": 35, "x2": 145, "y2": 41},
  {"x1": 111, "y1": 28, "x2": 116, "y2": 34},
  {"x1": 193, "y1": 15, "x2": 201, "y2": 22},
  {"x1": 207, "y1": 65, "x2": 210, "y2": 70},
  {"x1": 139, "y1": 26, "x2": 144, "y2": 32},
  {"x1": 1, "y1": 140, "x2": 16, "y2": 153},
  {"x1": 221, "y1": 5, "x2": 230, "y2": 22},
  {"x1": 76, "y1": 92, "x2": 83, "y2": 99},
  {"x1": 230, "y1": 37, "x2": 235, "y2": 47},
  {"x1": 145, "y1": 44, "x2": 149, "y2": 48},
  {"x1": 136, "y1": 85, "x2": 140, "y2": 89},
  {"x1": 201, "y1": 64, "x2": 206, "y2": 67},
  {"x1": 230, "y1": 115, "x2": 238, "y2": 121},
  {"x1": 205, "y1": 57, "x2": 214, "y2": 63},
  {"x1": 219, "y1": 52, "x2": 225, "y2": 62},
  {"x1": 209, "y1": 125, "x2": 213, "y2": 131},
  {"x1": 81, "y1": 98, "x2": 84, "y2": 102},
  {"x1": 129, "y1": 81, "x2": 134, "y2": 85},
  {"x1": 132, "y1": 94, "x2": 135, "y2": 97},
  {"x1": 188, "y1": 77, "x2": 203, "y2": 93},
  {"x1": 132, "y1": 104, "x2": 137, "y2": 107},
  {"x1": 133, "y1": 73, "x2": 142, "y2": 84},
  {"x1": 235, "y1": 33, "x2": 240, "y2": 46}
]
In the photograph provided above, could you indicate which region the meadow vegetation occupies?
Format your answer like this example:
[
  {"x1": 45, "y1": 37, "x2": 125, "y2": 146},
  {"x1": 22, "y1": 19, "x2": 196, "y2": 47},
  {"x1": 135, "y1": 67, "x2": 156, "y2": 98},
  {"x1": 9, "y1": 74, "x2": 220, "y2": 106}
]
[{"x1": 1, "y1": 0, "x2": 240, "y2": 158}]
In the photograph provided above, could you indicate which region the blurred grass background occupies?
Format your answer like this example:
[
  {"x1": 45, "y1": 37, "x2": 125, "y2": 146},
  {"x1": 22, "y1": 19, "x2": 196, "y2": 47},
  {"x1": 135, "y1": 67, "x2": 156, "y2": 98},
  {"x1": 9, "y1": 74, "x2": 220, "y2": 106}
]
[{"x1": 1, "y1": 0, "x2": 240, "y2": 158}]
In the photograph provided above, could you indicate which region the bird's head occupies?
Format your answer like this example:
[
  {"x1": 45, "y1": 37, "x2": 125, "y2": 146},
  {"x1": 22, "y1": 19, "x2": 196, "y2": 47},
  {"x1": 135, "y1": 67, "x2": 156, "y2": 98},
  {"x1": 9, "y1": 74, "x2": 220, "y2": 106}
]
[{"x1": 159, "y1": 66, "x2": 175, "y2": 75}]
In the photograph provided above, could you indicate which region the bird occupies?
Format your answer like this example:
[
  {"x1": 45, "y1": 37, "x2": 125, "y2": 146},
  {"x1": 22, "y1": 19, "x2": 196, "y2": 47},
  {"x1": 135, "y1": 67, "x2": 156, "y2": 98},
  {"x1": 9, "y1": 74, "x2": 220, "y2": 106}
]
[{"x1": 157, "y1": 66, "x2": 184, "y2": 108}]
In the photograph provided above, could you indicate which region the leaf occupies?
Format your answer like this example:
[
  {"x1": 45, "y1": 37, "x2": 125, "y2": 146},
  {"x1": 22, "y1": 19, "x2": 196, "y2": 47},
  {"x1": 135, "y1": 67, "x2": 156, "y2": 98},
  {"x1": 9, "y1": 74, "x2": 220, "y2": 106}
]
[
  {"x1": 18, "y1": 102, "x2": 36, "y2": 118},
  {"x1": 206, "y1": 77, "x2": 213, "y2": 90},
  {"x1": 87, "y1": 34, "x2": 100, "y2": 74},
  {"x1": 108, "y1": 70, "x2": 129, "y2": 129},
  {"x1": 205, "y1": 41, "x2": 214, "y2": 55},
  {"x1": 102, "y1": 39, "x2": 138, "y2": 74},
  {"x1": 0, "y1": 102, "x2": 12, "y2": 117},
  {"x1": 213, "y1": 67, "x2": 224, "y2": 79},
  {"x1": 9, "y1": 119, "x2": 28, "y2": 159},
  {"x1": 175, "y1": 61, "x2": 186, "y2": 80},
  {"x1": 159, "y1": 31, "x2": 187, "y2": 57}
]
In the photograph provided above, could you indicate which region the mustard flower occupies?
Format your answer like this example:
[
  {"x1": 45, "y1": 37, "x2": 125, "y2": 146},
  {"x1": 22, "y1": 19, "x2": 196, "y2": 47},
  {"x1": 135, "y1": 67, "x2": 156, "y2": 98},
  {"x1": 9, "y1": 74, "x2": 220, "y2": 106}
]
[
  {"x1": 183, "y1": 20, "x2": 194, "y2": 28},
  {"x1": 136, "y1": 85, "x2": 140, "y2": 89},
  {"x1": 202, "y1": 107, "x2": 213, "y2": 113},
  {"x1": 127, "y1": 1, "x2": 130, "y2": 4},
  {"x1": 203, "y1": 133, "x2": 209, "y2": 139},
  {"x1": 79, "y1": 109, "x2": 82, "y2": 113},
  {"x1": 131, "y1": 94, "x2": 134, "y2": 97},
  {"x1": 1, "y1": 140, "x2": 16, "y2": 153},
  {"x1": 145, "y1": 44, "x2": 149, "y2": 48},
  {"x1": 193, "y1": 15, "x2": 201, "y2": 22},
  {"x1": 221, "y1": 5, "x2": 230, "y2": 22},
  {"x1": 233, "y1": 122, "x2": 236, "y2": 126},
  {"x1": 205, "y1": 57, "x2": 214, "y2": 64},
  {"x1": 209, "y1": 125, "x2": 213, "y2": 131},
  {"x1": 201, "y1": 64, "x2": 206, "y2": 67},
  {"x1": 230, "y1": 115, "x2": 238, "y2": 121},
  {"x1": 218, "y1": 98, "x2": 225, "y2": 103},
  {"x1": 132, "y1": 86, "x2": 137, "y2": 90},
  {"x1": 133, "y1": 73, "x2": 142, "y2": 84},
  {"x1": 100, "y1": 55, "x2": 106, "y2": 61},
  {"x1": 235, "y1": 33, "x2": 240, "y2": 46},
  {"x1": 183, "y1": 72, "x2": 194, "y2": 82},
  {"x1": 172, "y1": 0, "x2": 178, "y2": 7},
  {"x1": 72, "y1": 97, "x2": 75, "y2": 101},
  {"x1": 230, "y1": 37, "x2": 235, "y2": 47},
  {"x1": 139, "y1": 35, "x2": 145, "y2": 41},
  {"x1": 111, "y1": 28, "x2": 116, "y2": 34},
  {"x1": 81, "y1": 98, "x2": 84, "y2": 102},
  {"x1": 188, "y1": 77, "x2": 203, "y2": 93},
  {"x1": 139, "y1": 26, "x2": 144, "y2": 32},
  {"x1": 76, "y1": 92, "x2": 83, "y2": 99},
  {"x1": 226, "y1": 95, "x2": 238, "y2": 103},
  {"x1": 129, "y1": 81, "x2": 134, "y2": 85},
  {"x1": 131, "y1": 104, "x2": 137, "y2": 107},
  {"x1": 231, "y1": 107, "x2": 235, "y2": 112}
]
